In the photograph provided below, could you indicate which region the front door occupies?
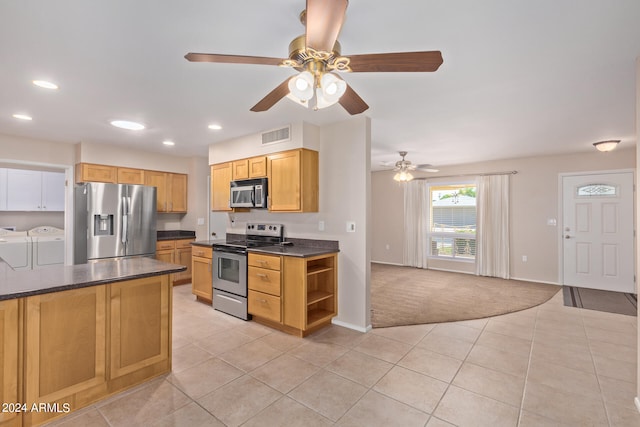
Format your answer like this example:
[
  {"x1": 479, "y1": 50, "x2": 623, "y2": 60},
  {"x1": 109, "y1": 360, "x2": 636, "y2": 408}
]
[{"x1": 562, "y1": 171, "x2": 635, "y2": 293}]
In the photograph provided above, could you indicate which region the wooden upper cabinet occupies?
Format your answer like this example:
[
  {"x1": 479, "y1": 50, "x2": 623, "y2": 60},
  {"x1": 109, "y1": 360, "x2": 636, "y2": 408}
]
[
  {"x1": 232, "y1": 156, "x2": 266, "y2": 180},
  {"x1": 267, "y1": 149, "x2": 318, "y2": 212},
  {"x1": 145, "y1": 171, "x2": 187, "y2": 213},
  {"x1": 232, "y1": 159, "x2": 249, "y2": 180},
  {"x1": 76, "y1": 163, "x2": 117, "y2": 183},
  {"x1": 168, "y1": 173, "x2": 187, "y2": 212},
  {"x1": 145, "y1": 170, "x2": 168, "y2": 212},
  {"x1": 211, "y1": 163, "x2": 232, "y2": 211},
  {"x1": 117, "y1": 167, "x2": 145, "y2": 185},
  {"x1": 249, "y1": 156, "x2": 267, "y2": 178}
]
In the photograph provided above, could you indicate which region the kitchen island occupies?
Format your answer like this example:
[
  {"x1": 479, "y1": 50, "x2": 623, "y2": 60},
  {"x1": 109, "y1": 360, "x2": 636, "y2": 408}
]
[{"x1": 0, "y1": 257, "x2": 185, "y2": 427}]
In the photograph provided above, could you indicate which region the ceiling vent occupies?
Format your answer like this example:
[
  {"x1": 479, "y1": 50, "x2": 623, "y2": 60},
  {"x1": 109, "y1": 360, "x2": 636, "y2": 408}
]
[{"x1": 261, "y1": 125, "x2": 291, "y2": 145}]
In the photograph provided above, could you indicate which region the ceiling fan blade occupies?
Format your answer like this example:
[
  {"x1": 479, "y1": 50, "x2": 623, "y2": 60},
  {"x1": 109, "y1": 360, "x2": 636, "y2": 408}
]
[
  {"x1": 184, "y1": 53, "x2": 283, "y2": 66},
  {"x1": 415, "y1": 164, "x2": 440, "y2": 173},
  {"x1": 339, "y1": 84, "x2": 369, "y2": 115},
  {"x1": 305, "y1": 0, "x2": 348, "y2": 53},
  {"x1": 250, "y1": 77, "x2": 293, "y2": 112},
  {"x1": 347, "y1": 51, "x2": 443, "y2": 72}
]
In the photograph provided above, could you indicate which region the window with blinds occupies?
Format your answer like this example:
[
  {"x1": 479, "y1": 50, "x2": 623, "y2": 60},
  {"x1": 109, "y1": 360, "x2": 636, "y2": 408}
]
[{"x1": 429, "y1": 184, "x2": 477, "y2": 260}]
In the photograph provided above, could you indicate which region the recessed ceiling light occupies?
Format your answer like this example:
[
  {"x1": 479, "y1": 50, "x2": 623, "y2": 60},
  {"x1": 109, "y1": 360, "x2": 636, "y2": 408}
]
[
  {"x1": 110, "y1": 120, "x2": 145, "y2": 131},
  {"x1": 208, "y1": 124, "x2": 222, "y2": 130},
  {"x1": 163, "y1": 140, "x2": 175, "y2": 146},
  {"x1": 12, "y1": 114, "x2": 33, "y2": 121},
  {"x1": 33, "y1": 80, "x2": 59, "y2": 90}
]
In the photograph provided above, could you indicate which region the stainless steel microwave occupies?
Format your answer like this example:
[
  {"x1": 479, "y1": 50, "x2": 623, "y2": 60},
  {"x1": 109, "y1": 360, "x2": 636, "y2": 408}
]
[{"x1": 230, "y1": 178, "x2": 268, "y2": 208}]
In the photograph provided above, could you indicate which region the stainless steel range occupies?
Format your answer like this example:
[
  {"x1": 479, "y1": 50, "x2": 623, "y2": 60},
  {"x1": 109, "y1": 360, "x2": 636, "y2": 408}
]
[{"x1": 212, "y1": 223, "x2": 284, "y2": 320}]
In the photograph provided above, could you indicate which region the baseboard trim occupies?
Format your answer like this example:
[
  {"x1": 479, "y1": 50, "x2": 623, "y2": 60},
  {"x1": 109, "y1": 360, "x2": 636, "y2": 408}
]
[
  {"x1": 509, "y1": 276, "x2": 561, "y2": 286},
  {"x1": 331, "y1": 318, "x2": 372, "y2": 334},
  {"x1": 371, "y1": 261, "x2": 404, "y2": 266},
  {"x1": 635, "y1": 396, "x2": 640, "y2": 413}
]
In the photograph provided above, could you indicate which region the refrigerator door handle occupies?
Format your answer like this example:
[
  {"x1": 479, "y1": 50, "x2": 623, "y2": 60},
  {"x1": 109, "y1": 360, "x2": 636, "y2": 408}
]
[{"x1": 121, "y1": 196, "x2": 129, "y2": 244}]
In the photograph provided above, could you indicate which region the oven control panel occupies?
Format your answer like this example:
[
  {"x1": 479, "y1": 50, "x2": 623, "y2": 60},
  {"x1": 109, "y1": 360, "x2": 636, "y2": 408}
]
[{"x1": 246, "y1": 223, "x2": 283, "y2": 238}]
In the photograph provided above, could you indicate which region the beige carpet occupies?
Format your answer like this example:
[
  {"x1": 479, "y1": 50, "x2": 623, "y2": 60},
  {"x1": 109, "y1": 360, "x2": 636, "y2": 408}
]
[{"x1": 371, "y1": 263, "x2": 560, "y2": 328}]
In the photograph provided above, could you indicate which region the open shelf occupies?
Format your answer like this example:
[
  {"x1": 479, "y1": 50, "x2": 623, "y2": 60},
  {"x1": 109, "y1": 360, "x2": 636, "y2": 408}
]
[
  {"x1": 307, "y1": 308, "x2": 333, "y2": 327},
  {"x1": 307, "y1": 290, "x2": 333, "y2": 306},
  {"x1": 307, "y1": 265, "x2": 333, "y2": 276}
]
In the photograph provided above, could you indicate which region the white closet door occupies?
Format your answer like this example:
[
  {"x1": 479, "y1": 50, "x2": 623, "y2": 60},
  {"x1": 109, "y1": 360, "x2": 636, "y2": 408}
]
[{"x1": 41, "y1": 171, "x2": 65, "y2": 211}]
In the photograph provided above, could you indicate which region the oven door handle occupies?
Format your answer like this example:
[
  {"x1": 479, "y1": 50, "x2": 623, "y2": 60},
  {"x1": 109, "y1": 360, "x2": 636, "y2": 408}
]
[{"x1": 217, "y1": 294, "x2": 243, "y2": 304}]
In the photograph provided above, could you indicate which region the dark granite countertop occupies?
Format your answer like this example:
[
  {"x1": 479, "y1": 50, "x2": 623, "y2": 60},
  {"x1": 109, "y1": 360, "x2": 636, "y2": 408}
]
[
  {"x1": 192, "y1": 239, "x2": 227, "y2": 247},
  {"x1": 192, "y1": 236, "x2": 339, "y2": 258},
  {"x1": 248, "y1": 245, "x2": 339, "y2": 258},
  {"x1": 0, "y1": 257, "x2": 186, "y2": 301},
  {"x1": 157, "y1": 230, "x2": 196, "y2": 241}
]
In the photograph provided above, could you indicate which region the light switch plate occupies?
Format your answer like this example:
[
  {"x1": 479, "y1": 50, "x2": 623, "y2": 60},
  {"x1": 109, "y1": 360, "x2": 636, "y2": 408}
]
[{"x1": 346, "y1": 221, "x2": 356, "y2": 232}]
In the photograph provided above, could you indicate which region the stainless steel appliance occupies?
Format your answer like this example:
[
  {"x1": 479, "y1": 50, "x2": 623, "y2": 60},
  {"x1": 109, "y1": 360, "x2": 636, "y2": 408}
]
[
  {"x1": 74, "y1": 183, "x2": 157, "y2": 263},
  {"x1": 230, "y1": 178, "x2": 268, "y2": 209},
  {"x1": 212, "y1": 223, "x2": 284, "y2": 320}
]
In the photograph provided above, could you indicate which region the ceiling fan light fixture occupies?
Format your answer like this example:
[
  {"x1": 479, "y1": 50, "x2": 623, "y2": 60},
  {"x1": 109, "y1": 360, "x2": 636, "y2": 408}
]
[
  {"x1": 393, "y1": 170, "x2": 414, "y2": 182},
  {"x1": 320, "y1": 72, "x2": 346, "y2": 101},
  {"x1": 593, "y1": 140, "x2": 620, "y2": 152},
  {"x1": 288, "y1": 71, "x2": 314, "y2": 101}
]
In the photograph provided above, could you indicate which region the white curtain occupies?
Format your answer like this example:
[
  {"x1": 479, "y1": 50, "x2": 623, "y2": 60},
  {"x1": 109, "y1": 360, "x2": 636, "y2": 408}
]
[
  {"x1": 475, "y1": 174, "x2": 510, "y2": 278},
  {"x1": 403, "y1": 180, "x2": 429, "y2": 268}
]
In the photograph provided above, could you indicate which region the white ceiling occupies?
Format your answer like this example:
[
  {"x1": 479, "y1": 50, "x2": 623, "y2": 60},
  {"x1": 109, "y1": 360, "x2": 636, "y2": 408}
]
[{"x1": 1, "y1": 1, "x2": 639, "y2": 171}]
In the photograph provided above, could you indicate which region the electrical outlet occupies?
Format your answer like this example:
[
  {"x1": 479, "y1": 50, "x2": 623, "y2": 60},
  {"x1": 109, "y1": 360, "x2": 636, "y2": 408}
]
[
  {"x1": 522, "y1": 255, "x2": 528, "y2": 262},
  {"x1": 318, "y1": 220, "x2": 325, "y2": 231},
  {"x1": 346, "y1": 221, "x2": 356, "y2": 232},
  {"x1": 197, "y1": 217, "x2": 205, "y2": 226}
]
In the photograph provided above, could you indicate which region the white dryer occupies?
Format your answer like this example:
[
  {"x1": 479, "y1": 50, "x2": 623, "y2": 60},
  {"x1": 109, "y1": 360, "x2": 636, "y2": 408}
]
[
  {"x1": 0, "y1": 229, "x2": 31, "y2": 270},
  {"x1": 28, "y1": 226, "x2": 65, "y2": 269}
]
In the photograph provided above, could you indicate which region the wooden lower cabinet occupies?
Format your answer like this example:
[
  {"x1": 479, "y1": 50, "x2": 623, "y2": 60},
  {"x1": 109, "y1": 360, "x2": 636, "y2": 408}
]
[
  {"x1": 191, "y1": 246, "x2": 212, "y2": 303},
  {"x1": 110, "y1": 276, "x2": 171, "y2": 380},
  {"x1": 0, "y1": 300, "x2": 20, "y2": 427},
  {"x1": 14, "y1": 275, "x2": 172, "y2": 426},
  {"x1": 156, "y1": 239, "x2": 194, "y2": 285},
  {"x1": 173, "y1": 240, "x2": 193, "y2": 285},
  {"x1": 24, "y1": 286, "x2": 108, "y2": 426},
  {"x1": 248, "y1": 252, "x2": 337, "y2": 337}
]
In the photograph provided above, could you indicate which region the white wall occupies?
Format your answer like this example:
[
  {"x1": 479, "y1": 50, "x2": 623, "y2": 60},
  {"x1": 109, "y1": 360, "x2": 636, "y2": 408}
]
[
  {"x1": 209, "y1": 122, "x2": 320, "y2": 164},
  {"x1": 210, "y1": 118, "x2": 372, "y2": 331},
  {"x1": 77, "y1": 141, "x2": 191, "y2": 174}
]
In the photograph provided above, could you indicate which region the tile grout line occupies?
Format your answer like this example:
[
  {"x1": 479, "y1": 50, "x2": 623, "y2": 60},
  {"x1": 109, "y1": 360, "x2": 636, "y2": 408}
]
[
  {"x1": 515, "y1": 306, "x2": 538, "y2": 426},
  {"x1": 581, "y1": 308, "x2": 614, "y2": 427}
]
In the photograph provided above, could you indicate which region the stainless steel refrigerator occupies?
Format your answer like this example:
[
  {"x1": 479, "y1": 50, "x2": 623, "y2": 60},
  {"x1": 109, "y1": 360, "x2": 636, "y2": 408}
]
[{"x1": 74, "y1": 182, "x2": 157, "y2": 263}]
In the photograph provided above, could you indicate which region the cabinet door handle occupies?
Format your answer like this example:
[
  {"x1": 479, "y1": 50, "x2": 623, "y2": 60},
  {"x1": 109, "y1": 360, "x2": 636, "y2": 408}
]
[{"x1": 256, "y1": 273, "x2": 268, "y2": 279}]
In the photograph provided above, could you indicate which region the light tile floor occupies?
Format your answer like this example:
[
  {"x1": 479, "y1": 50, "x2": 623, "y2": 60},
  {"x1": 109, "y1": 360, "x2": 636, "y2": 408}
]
[{"x1": 47, "y1": 284, "x2": 639, "y2": 426}]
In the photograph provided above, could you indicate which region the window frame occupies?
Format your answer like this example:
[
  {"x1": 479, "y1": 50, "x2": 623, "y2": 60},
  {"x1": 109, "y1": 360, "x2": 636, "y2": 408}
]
[{"x1": 427, "y1": 180, "x2": 477, "y2": 263}]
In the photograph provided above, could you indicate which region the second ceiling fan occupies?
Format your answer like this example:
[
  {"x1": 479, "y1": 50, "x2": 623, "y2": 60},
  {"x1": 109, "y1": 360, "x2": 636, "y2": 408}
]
[{"x1": 185, "y1": 0, "x2": 443, "y2": 115}]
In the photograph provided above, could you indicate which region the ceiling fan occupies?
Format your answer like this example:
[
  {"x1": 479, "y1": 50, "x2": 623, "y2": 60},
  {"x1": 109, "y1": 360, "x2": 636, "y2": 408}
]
[
  {"x1": 381, "y1": 151, "x2": 439, "y2": 181},
  {"x1": 185, "y1": 0, "x2": 443, "y2": 115}
]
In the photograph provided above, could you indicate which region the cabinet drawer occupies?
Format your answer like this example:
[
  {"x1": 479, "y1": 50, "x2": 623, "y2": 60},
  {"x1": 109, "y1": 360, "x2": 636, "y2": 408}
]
[
  {"x1": 192, "y1": 246, "x2": 212, "y2": 259},
  {"x1": 175, "y1": 238, "x2": 195, "y2": 249},
  {"x1": 248, "y1": 253, "x2": 281, "y2": 271},
  {"x1": 156, "y1": 240, "x2": 175, "y2": 251},
  {"x1": 248, "y1": 266, "x2": 281, "y2": 296},
  {"x1": 248, "y1": 290, "x2": 281, "y2": 323}
]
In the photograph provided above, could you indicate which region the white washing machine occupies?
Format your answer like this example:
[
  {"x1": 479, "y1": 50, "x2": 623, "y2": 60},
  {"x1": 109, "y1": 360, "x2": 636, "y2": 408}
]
[
  {"x1": 28, "y1": 226, "x2": 65, "y2": 269},
  {"x1": 0, "y1": 229, "x2": 32, "y2": 270}
]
